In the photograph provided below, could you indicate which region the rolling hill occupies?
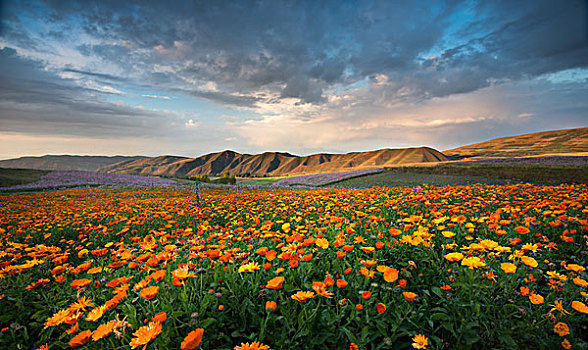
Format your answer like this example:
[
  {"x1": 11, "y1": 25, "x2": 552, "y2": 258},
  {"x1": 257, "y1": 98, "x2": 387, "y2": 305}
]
[
  {"x1": 444, "y1": 127, "x2": 588, "y2": 160},
  {"x1": 100, "y1": 147, "x2": 448, "y2": 177},
  {"x1": 0, "y1": 155, "x2": 147, "y2": 171}
]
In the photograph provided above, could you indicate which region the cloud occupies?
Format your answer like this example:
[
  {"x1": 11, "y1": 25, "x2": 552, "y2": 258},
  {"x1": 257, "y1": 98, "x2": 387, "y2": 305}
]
[
  {"x1": 141, "y1": 94, "x2": 171, "y2": 100},
  {"x1": 3, "y1": 0, "x2": 587, "y2": 108},
  {"x1": 184, "y1": 119, "x2": 200, "y2": 129},
  {"x1": 0, "y1": 47, "x2": 182, "y2": 137}
]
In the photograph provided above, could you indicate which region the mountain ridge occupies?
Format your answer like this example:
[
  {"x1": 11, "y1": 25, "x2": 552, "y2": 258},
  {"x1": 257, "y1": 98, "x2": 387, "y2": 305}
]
[{"x1": 100, "y1": 147, "x2": 447, "y2": 176}]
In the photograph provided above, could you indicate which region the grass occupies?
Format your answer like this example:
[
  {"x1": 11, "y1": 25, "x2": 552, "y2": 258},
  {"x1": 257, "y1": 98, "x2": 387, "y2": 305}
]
[
  {"x1": 0, "y1": 167, "x2": 49, "y2": 187},
  {"x1": 328, "y1": 164, "x2": 588, "y2": 188}
]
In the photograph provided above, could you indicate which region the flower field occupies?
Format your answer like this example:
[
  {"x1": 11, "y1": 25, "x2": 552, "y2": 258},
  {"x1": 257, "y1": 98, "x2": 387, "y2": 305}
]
[{"x1": 0, "y1": 184, "x2": 587, "y2": 349}]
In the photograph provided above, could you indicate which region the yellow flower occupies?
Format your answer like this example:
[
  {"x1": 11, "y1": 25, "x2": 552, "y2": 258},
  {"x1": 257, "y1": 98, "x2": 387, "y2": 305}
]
[
  {"x1": 411, "y1": 334, "x2": 428, "y2": 349},
  {"x1": 521, "y1": 256, "x2": 538, "y2": 268},
  {"x1": 549, "y1": 300, "x2": 571, "y2": 316},
  {"x1": 500, "y1": 263, "x2": 517, "y2": 274},
  {"x1": 444, "y1": 252, "x2": 464, "y2": 262},
  {"x1": 565, "y1": 264, "x2": 586, "y2": 273},
  {"x1": 238, "y1": 262, "x2": 260, "y2": 273},
  {"x1": 441, "y1": 231, "x2": 455, "y2": 238},
  {"x1": 86, "y1": 305, "x2": 107, "y2": 322},
  {"x1": 546, "y1": 271, "x2": 567, "y2": 281},
  {"x1": 461, "y1": 256, "x2": 486, "y2": 269},
  {"x1": 315, "y1": 238, "x2": 329, "y2": 249}
]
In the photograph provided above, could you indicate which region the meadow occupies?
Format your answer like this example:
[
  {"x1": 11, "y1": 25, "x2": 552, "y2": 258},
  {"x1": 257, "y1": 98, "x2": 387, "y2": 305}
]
[{"x1": 0, "y1": 184, "x2": 587, "y2": 349}]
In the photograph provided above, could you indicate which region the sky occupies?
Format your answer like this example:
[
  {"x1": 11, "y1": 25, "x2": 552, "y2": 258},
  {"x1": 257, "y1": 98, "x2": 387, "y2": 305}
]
[{"x1": 0, "y1": 0, "x2": 587, "y2": 159}]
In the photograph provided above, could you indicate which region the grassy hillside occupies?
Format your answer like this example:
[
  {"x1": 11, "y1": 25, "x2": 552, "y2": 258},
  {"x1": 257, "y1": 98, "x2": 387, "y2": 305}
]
[
  {"x1": 444, "y1": 127, "x2": 588, "y2": 160},
  {"x1": 0, "y1": 168, "x2": 49, "y2": 187}
]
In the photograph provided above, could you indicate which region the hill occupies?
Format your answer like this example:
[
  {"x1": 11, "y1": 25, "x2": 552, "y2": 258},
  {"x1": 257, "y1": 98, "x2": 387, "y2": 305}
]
[
  {"x1": 0, "y1": 155, "x2": 147, "y2": 171},
  {"x1": 100, "y1": 147, "x2": 447, "y2": 177},
  {"x1": 444, "y1": 127, "x2": 588, "y2": 160}
]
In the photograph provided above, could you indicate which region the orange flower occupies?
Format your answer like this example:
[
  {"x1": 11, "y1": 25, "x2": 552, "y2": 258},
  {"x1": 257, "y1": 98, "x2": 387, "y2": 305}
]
[
  {"x1": 69, "y1": 296, "x2": 95, "y2": 312},
  {"x1": 266, "y1": 276, "x2": 284, "y2": 290},
  {"x1": 152, "y1": 312, "x2": 167, "y2": 323},
  {"x1": 500, "y1": 263, "x2": 517, "y2": 274},
  {"x1": 336, "y1": 279, "x2": 348, "y2": 289},
  {"x1": 571, "y1": 300, "x2": 588, "y2": 313},
  {"x1": 553, "y1": 322, "x2": 570, "y2": 337},
  {"x1": 140, "y1": 286, "x2": 159, "y2": 300},
  {"x1": 312, "y1": 282, "x2": 334, "y2": 298},
  {"x1": 150, "y1": 270, "x2": 166, "y2": 282},
  {"x1": 514, "y1": 226, "x2": 530, "y2": 235},
  {"x1": 376, "y1": 303, "x2": 386, "y2": 314},
  {"x1": 92, "y1": 321, "x2": 116, "y2": 341},
  {"x1": 355, "y1": 304, "x2": 363, "y2": 311},
  {"x1": 403, "y1": 292, "x2": 417, "y2": 302},
  {"x1": 361, "y1": 291, "x2": 371, "y2": 300},
  {"x1": 234, "y1": 341, "x2": 270, "y2": 350},
  {"x1": 69, "y1": 329, "x2": 92, "y2": 348},
  {"x1": 291, "y1": 291, "x2": 315, "y2": 303},
  {"x1": 181, "y1": 328, "x2": 204, "y2": 350},
  {"x1": 521, "y1": 256, "x2": 538, "y2": 268},
  {"x1": 130, "y1": 321, "x2": 162, "y2": 349},
  {"x1": 324, "y1": 276, "x2": 335, "y2": 286},
  {"x1": 218, "y1": 304, "x2": 225, "y2": 311},
  {"x1": 529, "y1": 292, "x2": 544, "y2": 305},
  {"x1": 411, "y1": 334, "x2": 428, "y2": 349},
  {"x1": 561, "y1": 339, "x2": 571, "y2": 349},
  {"x1": 44, "y1": 309, "x2": 71, "y2": 328},
  {"x1": 70, "y1": 278, "x2": 91, "y2": 288},
  {"x1": 444, "y1": 252, "x2": 464, "y2": 262},
  {"x1": 520, "y1": 286, "x2": 530, "y2": 296},
  {"x1": 350, "y1": 343, "x2": 359, "y2": 350},
  {"x1": 383, "y1": 268, "x2": 399, "y2": 283},
  {"x1": 265, "y1": 301, "x2": 277, "y2": 311}
]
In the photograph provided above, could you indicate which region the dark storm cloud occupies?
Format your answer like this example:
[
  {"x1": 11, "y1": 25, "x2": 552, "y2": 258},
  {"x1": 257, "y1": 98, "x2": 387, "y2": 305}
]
[
  {"x1": 2, "y1": 0, "x2": 587, "y2": 106},
  {"x1": 0, "y1": 47, "x2": 181, "y2": 137}
]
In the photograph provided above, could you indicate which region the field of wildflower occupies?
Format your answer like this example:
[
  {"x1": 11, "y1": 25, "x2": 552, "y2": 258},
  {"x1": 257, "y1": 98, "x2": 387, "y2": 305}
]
[{"x1": 0, "y1": 184, "x2": 587, "y2": 349}]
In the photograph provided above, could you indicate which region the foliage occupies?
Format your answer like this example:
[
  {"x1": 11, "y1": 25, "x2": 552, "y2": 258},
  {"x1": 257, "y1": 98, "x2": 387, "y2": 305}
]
[
  {"x1": 212, "y1": 173, "x2": 236, "y2": 185},
  {"x1": 190, "y1": 175, "x2": 211, "y2": 183}
]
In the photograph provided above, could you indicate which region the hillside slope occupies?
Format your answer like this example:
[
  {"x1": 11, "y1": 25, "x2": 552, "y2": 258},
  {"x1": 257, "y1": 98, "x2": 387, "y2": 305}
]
[
  {"x1": 101, "y1": 147, "x2": 447, "y2": 176},
  {"x1": 0, "y1": 155, "x2": 147, "y2": 171},
  {"x1": 444, "y1": 127, "x2": 588, "y2": 160}
]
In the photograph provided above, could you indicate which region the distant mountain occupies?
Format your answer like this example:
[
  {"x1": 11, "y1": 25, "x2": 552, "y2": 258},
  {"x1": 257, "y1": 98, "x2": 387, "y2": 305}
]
[
  {"x1": 100, "y1": 147, "x2": 447, "y2": 177},
  {"x1": 444, "y1": 127, "x2": 588, "y2": 160},
  {"x1": 0, "y1": 155, "x2": 147, "y2": 171}
]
